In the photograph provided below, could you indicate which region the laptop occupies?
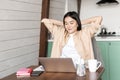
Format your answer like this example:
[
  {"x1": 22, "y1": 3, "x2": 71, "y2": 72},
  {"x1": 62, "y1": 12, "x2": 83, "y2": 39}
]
[{"x1": 39, "y1": 57, "x2": 76, "y2": 73}]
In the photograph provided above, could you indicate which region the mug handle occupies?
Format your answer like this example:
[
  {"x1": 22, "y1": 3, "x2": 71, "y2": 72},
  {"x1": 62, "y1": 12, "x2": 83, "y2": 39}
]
[{"x1": 96, "y1": 61, "x2": 101, "y2": 70}]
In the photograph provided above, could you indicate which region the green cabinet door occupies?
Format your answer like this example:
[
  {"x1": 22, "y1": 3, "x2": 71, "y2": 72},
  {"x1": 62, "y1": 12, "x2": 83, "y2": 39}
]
[
  {"x1": 108, "y1": 42, "x2": 120, "y2": 80},
  {"x1": 47, "y1": 42, "x2": 53, "y2": 57},
  {"x1": 97, "y1": 41, "x2": 120, "y2": 80},
  {"x1": 97, "y1": 41, "x2": 109, "y2": 80}
]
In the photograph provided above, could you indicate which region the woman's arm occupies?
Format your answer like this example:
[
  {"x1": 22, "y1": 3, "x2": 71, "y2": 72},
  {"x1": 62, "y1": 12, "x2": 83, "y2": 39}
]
[
  {"x1": 41, "y1": 18, "x2": 63, "y2": 27},
  {"x1": 81, "y1": 16, "x2": 103, "y2": 25},
  {"x1": 41, "y1": 18, "x2": 63, "y2": 34},
  {"x1": 82, "y1": 16, "x2": 103, "y2": 37}
]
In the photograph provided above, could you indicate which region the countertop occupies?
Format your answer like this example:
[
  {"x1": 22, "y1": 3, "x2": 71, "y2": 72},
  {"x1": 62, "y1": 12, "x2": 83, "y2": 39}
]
[
  {"x1": 48, "y1": 35, "x2": 120, "y2": 42},
  {"x1": 95, "y1": 35, "x2": 120, "y2": 41}
]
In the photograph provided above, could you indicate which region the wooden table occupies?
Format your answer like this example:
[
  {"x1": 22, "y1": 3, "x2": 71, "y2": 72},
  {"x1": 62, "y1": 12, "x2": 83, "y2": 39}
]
[{"x1": 1, "y1": 66, "x2": 104, "y2": 80}]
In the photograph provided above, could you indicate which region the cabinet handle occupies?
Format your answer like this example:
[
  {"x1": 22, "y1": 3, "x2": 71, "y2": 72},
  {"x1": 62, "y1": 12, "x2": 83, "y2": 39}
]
[{"x1": 109, "y1": 42, "x2": 111, "y2": 45}]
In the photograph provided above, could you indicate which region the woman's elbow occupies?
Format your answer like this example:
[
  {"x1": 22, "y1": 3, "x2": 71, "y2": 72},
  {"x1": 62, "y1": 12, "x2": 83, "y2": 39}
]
[{"x1": 98, "y1": 16, "x2": 103, "y2": 25}]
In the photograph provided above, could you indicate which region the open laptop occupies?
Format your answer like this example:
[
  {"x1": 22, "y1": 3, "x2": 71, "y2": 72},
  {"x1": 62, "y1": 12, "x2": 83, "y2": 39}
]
[{"x1": 39, "y1": 57, "x2": 76, "y2": 73}]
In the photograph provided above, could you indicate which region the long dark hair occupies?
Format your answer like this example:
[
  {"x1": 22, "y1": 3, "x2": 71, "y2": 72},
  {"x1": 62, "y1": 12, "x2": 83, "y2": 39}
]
[{"x1": 63, "y1": 11, "x2": 82, "y2": 31}]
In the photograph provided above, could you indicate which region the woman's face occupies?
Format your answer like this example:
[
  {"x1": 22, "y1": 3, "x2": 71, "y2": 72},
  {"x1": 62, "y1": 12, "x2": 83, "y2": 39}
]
[{"x1": 64, "y1": 16, "x2": 78, "y2": 34}]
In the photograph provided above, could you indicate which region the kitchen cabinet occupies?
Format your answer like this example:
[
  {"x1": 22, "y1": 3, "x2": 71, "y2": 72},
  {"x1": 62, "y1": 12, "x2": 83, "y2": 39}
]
[
  {"x1": 108, "y1": 42, "x2": 120, "y2": 80},
  {"x1": 97, "y1": 41, "x2": 120, "y2": 80},
  {"x1": 97, "y1": 41, "x2": 109, "y2": 80},
  {"x1": 47, "y1": 41, "x2": 53, "y2": 57}
]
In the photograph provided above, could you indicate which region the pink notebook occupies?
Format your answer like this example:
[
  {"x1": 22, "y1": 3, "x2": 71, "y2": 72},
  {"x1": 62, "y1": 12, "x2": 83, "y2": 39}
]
[{"x1": 16, "y1": 68, "x2": 33, "y2": 76}]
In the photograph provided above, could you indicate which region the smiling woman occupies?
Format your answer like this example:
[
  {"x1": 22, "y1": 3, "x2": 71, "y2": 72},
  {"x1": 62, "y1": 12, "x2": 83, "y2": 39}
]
[{"x1": 41, "y1": 11, "x2": 102, "y2": 68}]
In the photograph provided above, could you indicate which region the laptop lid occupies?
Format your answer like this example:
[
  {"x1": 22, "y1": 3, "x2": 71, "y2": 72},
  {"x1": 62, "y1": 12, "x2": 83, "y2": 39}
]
[{"x1": 39, "y1": 57, "x2": 76, "y2": 73}]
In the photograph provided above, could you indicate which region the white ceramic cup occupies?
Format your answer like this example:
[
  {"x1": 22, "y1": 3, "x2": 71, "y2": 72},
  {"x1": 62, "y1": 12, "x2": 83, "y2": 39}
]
[{"x1": 88, "y1": 59, "x2": 101, "y2": 72}]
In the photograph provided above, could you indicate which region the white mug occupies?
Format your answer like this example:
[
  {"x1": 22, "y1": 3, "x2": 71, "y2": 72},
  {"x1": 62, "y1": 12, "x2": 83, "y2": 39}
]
[{"x1": 88, "y1": 59, "x2": 101, "y2": 72}]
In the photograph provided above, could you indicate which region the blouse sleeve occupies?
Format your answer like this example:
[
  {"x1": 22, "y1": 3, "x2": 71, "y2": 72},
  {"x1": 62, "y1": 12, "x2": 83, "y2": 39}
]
[
  {"x1": 41, "y1": 18, "x2": 63, "y2": 36},
  {"x1": 83, "y1": 23, "x2": 101, "y2": 37}
]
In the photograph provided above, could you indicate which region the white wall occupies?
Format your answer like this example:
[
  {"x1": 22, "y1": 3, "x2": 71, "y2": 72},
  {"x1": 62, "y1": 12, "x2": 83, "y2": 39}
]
[
  {"x1": 0, "y1": 0, "x2": 42, "y2": 78},
  {"x1": 49, "y1": 0, "x2": 65, "y2": 21},
  {"x1": 49, "y1": 0, "x2": 78, "y2": 21},
  {"x1": 67, "y1": 0, "x2": 77, "y2": 12},
  {"x1": 80, "y1": 0, "x2": 120, "y2": 35}
]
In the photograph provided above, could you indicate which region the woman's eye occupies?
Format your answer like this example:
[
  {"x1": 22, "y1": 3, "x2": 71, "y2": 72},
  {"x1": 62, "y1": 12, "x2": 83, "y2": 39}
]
[{"x1": 70, "y1": 22, "x2": 74, "y2": 24}]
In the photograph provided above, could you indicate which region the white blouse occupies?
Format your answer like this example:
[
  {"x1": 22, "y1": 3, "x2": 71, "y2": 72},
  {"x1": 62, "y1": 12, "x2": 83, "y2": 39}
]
[{"x1": 61, "y1": 34, "x2": 81, "y2": 68}]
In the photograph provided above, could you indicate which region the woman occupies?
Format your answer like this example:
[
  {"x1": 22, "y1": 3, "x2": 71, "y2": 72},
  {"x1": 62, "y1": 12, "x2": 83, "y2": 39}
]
[{"x1": 41, "y1": 11, "x2": 102, "y2": 67}]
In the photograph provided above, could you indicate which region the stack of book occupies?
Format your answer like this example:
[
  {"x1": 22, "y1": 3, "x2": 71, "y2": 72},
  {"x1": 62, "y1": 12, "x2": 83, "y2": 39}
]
[{"x1": 16, "y1": 68, "x2": 33, "y2": 76}]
